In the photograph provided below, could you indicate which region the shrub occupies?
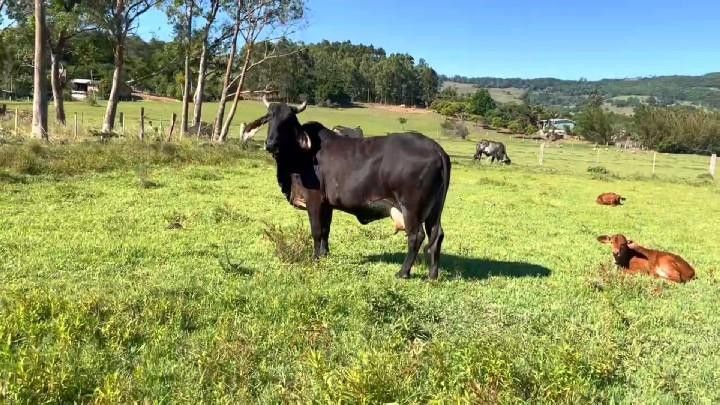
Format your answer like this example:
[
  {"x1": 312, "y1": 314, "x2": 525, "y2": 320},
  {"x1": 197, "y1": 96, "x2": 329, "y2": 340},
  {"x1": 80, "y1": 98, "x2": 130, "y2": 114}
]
[
  {"x1": 508, "y1": 120, "x2": 525, "y2": 134},
  {"x1": 262, "y1": 221, "x2": 313, "y2": 264},
  {"x1": 440, "y1": 118, "x2": 469, "y2": 139},
  {"x1": 490, "y1": 116, "x2": 505, "y2": 129}
]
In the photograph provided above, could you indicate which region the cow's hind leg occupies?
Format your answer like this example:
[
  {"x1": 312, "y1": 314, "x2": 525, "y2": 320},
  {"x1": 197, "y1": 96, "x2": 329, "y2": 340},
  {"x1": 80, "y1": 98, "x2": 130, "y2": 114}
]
[
  {"x1": 424, "y1": 219, "x2": 444, "y2": 280},
  {"x1": 396, "y1": 213, "x2": 424, "y2": 279}
]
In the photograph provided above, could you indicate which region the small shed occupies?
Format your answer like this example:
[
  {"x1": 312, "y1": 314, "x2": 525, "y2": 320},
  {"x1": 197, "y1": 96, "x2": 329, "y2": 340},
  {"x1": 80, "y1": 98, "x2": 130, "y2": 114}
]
[{"x1": 70, "y1": 79, "x2": 100, "y2": 100}]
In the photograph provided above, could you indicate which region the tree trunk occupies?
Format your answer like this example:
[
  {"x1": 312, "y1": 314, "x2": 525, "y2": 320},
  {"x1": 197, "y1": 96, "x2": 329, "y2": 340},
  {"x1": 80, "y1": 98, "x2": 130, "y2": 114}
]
[
  {"x1": 212, "y1": 13, "x2": 241, "y2": 141},
  {"x1": 102, "y1": 40, "x2": 124, "y2": 132},
  {"x1": 191, "y1": 0, "x2": 219, "y2": 128},
  {"x1": 32, "y1": 0, "x2": 48, "y2": 140},
  {"x1": 180, "y1": 0, "x2": 193, "y2": 134},
  {"x1": 191, "y1": 42, "x2": 208, "y2": 128},
  {"x1": 102, "y1": 0, "x2": 126, "y2": 133},
  {"x1": 218, "y1": 47, "x2": 251, "y2": 143},
  {"x1": 50, "y1": 52, "x2": 66, "y2": 125}
]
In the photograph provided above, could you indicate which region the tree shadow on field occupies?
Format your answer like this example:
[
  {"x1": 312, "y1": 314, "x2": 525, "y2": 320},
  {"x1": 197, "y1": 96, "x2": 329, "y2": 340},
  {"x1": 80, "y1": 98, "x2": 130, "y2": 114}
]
[{"x1": 363, "y1": 252, "x2": 552, "y2": 280}]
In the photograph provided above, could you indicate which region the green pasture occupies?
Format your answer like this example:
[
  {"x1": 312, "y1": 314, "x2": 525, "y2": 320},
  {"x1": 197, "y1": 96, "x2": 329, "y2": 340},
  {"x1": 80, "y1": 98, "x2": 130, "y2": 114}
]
[{"x1": 0, "y1": 100, "x2": 719, "y2": 402}]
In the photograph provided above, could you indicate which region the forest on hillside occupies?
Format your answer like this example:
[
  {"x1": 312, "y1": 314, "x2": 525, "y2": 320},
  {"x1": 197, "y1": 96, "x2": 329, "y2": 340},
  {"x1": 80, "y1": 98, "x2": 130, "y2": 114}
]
[{"x1": 442, "y1": 73, "x2": 720, "y2": 110}]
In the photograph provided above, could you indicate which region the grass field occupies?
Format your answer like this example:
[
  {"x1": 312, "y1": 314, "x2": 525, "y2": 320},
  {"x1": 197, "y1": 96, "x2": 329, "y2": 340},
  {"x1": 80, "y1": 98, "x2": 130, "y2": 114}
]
[{"x1": 1, "y1": 101, "x2": 720, "y2": 402}]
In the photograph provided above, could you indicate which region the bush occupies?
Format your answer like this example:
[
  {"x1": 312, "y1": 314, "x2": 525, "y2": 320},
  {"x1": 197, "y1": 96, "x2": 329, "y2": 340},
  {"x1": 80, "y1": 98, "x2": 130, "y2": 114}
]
[
  {"x1": 508, "y1": 120, "x2": 525, "y2": 134},
  {"x1": 440, "y1": 118, "x2": 469, "y2": 139},
  {"x1": 525, "y1": 124, "x2": 538, "y2": 135},
  {"x1": 490, "y1": 116, "x2": 505, "y2": 129}
]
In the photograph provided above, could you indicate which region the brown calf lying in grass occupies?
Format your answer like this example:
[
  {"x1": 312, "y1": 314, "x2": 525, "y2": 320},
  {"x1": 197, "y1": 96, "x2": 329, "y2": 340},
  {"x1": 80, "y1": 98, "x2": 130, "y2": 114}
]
[
  {"x1": 596, "y1": 192, "x2": 625, "y2": 206},
  {"x1": 597, "y1": 234, "x2": 695, "y2": 283}
]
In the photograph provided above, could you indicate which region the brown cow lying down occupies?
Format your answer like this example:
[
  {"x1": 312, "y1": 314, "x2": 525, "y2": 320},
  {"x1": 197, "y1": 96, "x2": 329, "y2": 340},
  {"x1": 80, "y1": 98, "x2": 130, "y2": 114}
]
[
  {"x1": 597, "y1": 234, "x2": 696, "y2": 283},
  {"x1": 596, "y1": 192, "x2": 625, "y2": 206},
  {"x1": 289, "y1": 174, "x2": 406, "y2": 234}
]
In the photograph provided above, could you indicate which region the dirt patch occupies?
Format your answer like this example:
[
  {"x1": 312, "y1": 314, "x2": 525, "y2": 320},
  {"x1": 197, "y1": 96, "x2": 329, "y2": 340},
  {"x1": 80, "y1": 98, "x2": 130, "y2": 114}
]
[
  {"x1": 361, "y1": 103, "x2": 433, "y2": 115},
  {"x1": 132, "y1": 92, "x2": 180, "y2": 103}
]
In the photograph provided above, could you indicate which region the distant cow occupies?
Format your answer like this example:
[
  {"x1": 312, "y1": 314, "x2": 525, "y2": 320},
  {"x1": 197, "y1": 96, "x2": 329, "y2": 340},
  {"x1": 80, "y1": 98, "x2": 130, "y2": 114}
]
[
  {"x1": 474, "y1": 140, "x2": 511, "y2": 164},
  {"x1": 597, "y1": 234, "x2": 695, "y2": 283},
  {"x1": 596, "y1": 192, "x2": 625, "y2": 206},
  {"x1": 242, "y1": 96, "x2": 451, "y2": 279},
  {"x1": 332, "y1": 125, "x2": 364, "y2": 138}
]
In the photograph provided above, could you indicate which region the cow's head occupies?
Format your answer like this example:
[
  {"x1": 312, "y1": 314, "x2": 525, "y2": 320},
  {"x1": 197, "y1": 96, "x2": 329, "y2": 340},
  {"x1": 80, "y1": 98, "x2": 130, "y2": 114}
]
[
  {"x1": 597, "y1": 234, "x2": 631, "y2": 256},
  {"x1": 241, "y1": 95, "x2": 308, "y2": 155}
]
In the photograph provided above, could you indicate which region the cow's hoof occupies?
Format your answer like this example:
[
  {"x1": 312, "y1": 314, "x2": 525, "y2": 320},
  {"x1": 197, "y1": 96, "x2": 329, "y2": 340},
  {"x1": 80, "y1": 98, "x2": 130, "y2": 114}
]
[{"x1": 395, "y1": 271, "x2": 411, "y2": 279}]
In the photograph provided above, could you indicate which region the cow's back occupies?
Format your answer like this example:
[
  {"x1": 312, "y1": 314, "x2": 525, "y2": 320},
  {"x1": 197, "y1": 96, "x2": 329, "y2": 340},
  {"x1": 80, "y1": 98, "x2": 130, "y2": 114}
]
[{"x1": 314, "y1": 132, "x2": 446, "y2": 208}]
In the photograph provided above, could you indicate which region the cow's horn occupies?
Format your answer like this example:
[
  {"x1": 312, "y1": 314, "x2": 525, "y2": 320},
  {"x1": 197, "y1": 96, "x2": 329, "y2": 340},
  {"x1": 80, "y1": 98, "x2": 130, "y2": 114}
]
[
  {"x1": 294, "y1": 100, "x2": 307, "y2": 114},
  {"x1": 262, "y1": 94, "x2": 271, "y2": 108}
]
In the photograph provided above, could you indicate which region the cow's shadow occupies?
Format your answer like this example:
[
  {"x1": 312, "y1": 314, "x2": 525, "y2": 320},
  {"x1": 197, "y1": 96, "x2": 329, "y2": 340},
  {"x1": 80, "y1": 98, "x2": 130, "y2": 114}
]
[{"x1": 363, "y1": 252, "x2": 551, "y2": 280}]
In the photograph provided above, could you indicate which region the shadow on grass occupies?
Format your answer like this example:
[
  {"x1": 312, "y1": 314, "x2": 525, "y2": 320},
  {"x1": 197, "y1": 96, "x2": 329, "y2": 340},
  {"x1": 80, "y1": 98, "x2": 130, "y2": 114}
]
[{"x1": 363, "y1": 252, "x2": 552, "y2": 280}]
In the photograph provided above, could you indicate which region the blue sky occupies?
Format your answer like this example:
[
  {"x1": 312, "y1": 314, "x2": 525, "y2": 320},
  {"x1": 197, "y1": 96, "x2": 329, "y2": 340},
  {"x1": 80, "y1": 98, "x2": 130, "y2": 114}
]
[{"x1": 137, "y1": 0, "x2": 719, "y2": 80}]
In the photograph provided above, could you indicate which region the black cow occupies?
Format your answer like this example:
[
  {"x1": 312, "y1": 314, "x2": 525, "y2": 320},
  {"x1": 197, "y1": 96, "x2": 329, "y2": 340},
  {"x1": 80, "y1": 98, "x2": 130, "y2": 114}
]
[
  {"x1": 474, "y1": 140, "x2": 511, "y2": 164},
  {"x1": 242, "y1": 97, "x2": 451, "y2": 279},
  {"x1": 332, "y1": 125, "x2": 364, "y2": 138}
]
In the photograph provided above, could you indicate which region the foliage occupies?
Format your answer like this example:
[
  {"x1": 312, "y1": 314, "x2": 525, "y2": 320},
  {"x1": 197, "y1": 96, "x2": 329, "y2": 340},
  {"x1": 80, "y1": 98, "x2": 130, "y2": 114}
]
[
  {"x1": 444, "y1": 72, "x2": 720, "y2": 110},
  {"x1": 576, "y1": 105, "x2": 614, "y2": 144},
  {"x1": 490, "y1": 116, "x2": 505, "y2": 129},
  {"x1": 633, "y1": 105, "x2": 720, "y2": 154},
  {"x1": 466, "y1": 89, "x2": 496, "y2": 116},
  {"x1": 507, "y1": 120, "x2": 525, "y2": 134},
  {"x1": 439, "y1": 118, "x2": 468, "y2": 139}
]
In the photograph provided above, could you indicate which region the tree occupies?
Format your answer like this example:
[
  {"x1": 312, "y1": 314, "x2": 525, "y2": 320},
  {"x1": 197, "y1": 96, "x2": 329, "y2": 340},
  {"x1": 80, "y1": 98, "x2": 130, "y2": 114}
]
[
  {"x1": 576, "y1": 104, "x2": 613, "y2": 144},
  {"x1": 47, "y1": 0, "x2": 92, "y2": 125},
  {"x1": 398, "y1": 117, "x2": 407, "y2": 129},
  {"x1": 214, "y1": 0, "x2": 305, "y2": 142},
  {"x1": 87, "y1": 0, "x2": 162, "y2": 133},
  {"x1": 466, "y1": 89, "x2": 496, "y2": 116},
  {"x1": 176, "y1": 0, "x2": 193, "y2": 133},
  {"x1": 191, "y1": 0, "x2": 223, "y2": 128},
  {"x1": 32, "y1": 0, "x2": 49, "y2": 139},
  {"x1": 416, "y1": 59, "x2": 438, "y2": 107}
]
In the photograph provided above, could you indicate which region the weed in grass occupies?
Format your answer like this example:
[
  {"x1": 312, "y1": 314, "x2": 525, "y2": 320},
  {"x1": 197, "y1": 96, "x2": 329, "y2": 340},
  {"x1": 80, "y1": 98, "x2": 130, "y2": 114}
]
[
  {"x1": 262, "y1": 221, "x2": 313, "y2": 264},
  {"x1": 218, "y1": 246, "x2": 255, "y2": 276},
  {"x1": 164, "y1": 211, "x2": 188, "y2": 229},
  {"x1": 135, "y1": 165, "x2": 160, "y2": 189},
  {"x1": 588, "y1": 165, "x2": 618, "y2": 180}
]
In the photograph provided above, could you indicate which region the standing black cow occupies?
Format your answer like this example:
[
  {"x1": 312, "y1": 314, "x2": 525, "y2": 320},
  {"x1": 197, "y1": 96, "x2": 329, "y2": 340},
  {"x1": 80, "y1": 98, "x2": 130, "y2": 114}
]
[
  {"x1": 332, "y1": 125, "x2": 364, "y2": 138},
  {"x1": 242, "y1": 97, "x2": 451, "y2": 279},
  {"x1": 474, "y1": 140, "x2": 511, "y2": 164}
]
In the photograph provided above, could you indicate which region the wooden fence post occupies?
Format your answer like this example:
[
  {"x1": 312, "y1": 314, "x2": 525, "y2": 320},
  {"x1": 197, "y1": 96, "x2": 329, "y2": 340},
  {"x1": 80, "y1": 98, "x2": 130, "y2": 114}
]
[
  {"x1": 539, "y1": 143, "x2": 545, "y2": 166},
  {"x1": 710, "y1": 154, "x2": 717, "y2": 178},
  {"x1": 119, "y1": 112, "x2": 125, "y2": 135},
  {"x1": 595, "y1": 148, "x2": 600, "y2": 164},
  {"x1": 159, "y1": 119, "x2": 163, "y2": 135},
  {"x1": 74, "y1": 113, "x2": 78, "y2": 139},
  {"x1": 139, "y1": 107, "x2": 145, "y2": 140},
  {"x1": 81, "y1": 112, "x2": 84, "y2": 124},
  {"x1": 652, "y1": 152, "x2": 657, "y2": 175},
  {"x1": 15, "y1": 108, "x2": 19, "y2": 135},
  {"x1": 167, "y1": 113, "x2": 177, "y2": 142}
]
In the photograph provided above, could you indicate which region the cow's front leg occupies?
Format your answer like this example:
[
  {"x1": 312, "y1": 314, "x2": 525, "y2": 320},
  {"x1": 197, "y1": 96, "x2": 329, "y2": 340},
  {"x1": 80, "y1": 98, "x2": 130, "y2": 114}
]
[{"x1": 308, "y1": 202, "x2": 332, "y2": 258}]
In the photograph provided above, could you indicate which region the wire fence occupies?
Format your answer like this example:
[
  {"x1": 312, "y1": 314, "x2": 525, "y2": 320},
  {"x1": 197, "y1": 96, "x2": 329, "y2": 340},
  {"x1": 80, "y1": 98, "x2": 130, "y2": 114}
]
[{"x1": 0, "y1": 105, "x2": 249, "y2": 142}]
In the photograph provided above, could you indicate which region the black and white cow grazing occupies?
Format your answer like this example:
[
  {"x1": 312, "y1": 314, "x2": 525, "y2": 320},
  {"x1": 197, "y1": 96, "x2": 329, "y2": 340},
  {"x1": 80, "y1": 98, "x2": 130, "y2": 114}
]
[
  {"x1": 474, "y1": 140, "x2": 511, "y2": 164},
  {"x1": 242, "y1": 96, "x2": 451, "y2": 279},
  {"x1": 332, "y1": 125, "x2": 364, "y2": 138}
]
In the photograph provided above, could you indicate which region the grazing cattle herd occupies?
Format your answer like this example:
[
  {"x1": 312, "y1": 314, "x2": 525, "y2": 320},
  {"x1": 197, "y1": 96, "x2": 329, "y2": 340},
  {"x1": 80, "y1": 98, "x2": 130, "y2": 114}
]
[{"x1": 241, "y1": 98, "x2": 696, "y2": 283}]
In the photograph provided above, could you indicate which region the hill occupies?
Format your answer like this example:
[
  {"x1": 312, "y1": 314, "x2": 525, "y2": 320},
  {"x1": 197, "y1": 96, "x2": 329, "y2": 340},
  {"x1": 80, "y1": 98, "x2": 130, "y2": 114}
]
[{"x1": 441, "y1": 72, "x2": 720, "y2": 111}]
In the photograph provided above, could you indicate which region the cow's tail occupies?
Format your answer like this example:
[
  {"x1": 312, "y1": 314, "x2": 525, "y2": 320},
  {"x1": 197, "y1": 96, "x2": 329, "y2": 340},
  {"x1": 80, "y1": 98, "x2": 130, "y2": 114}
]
[{"x1": 425, "y1": 149, "x2": 451, "y2": 253}]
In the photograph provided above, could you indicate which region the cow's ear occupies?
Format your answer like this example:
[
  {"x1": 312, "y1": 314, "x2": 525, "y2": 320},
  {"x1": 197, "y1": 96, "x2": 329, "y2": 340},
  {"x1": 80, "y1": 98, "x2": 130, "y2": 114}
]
[
  {"x1": 297, "y1": 131, "x2": 312, "y2": 150},
  {"x1": 597, "y1": 235, "x2": 611, "y2": 244}
]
